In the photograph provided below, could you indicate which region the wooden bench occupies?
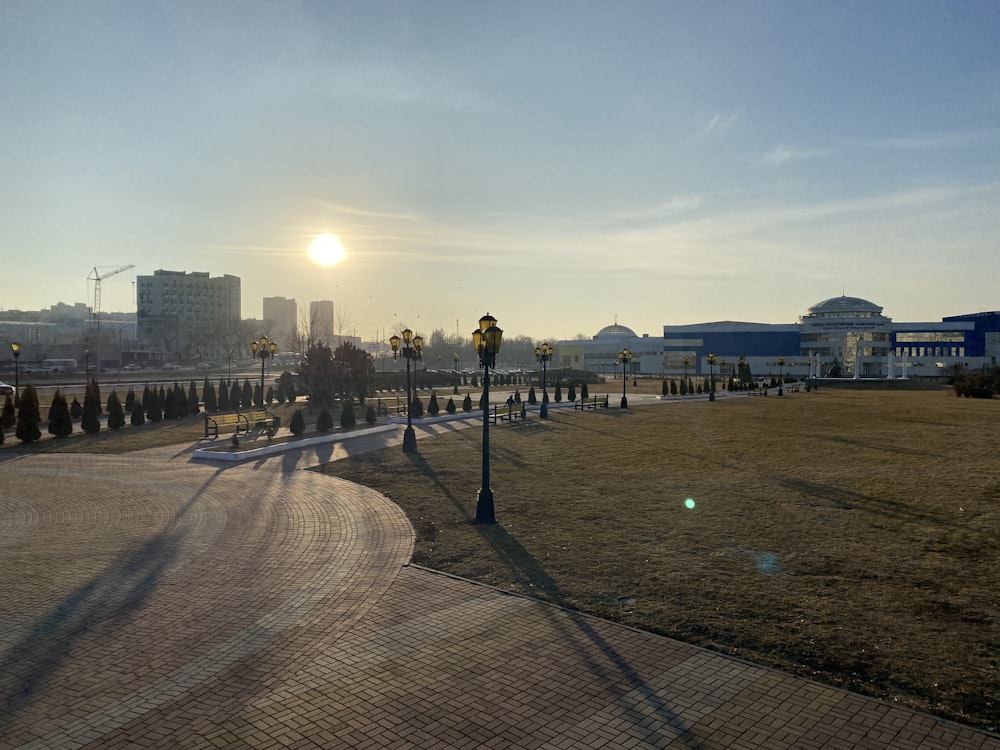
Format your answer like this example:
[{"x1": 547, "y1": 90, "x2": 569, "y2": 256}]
[
  {"x1": 574, "y1": 395, "x2": 609, "y2": 410},
  {"x1": 204, "y1": 409, "x2": 277, "y2": 438},
  {"x1": 491, "y1": 404, "x2": 527, "y2": 424}
]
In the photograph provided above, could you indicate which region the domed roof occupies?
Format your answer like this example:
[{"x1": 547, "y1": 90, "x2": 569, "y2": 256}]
[
  {"x1": 595, "y1": 322, "x2": 637, "y2": 338},
  {"x1": 806, "y1": 295, "x2": 883, "y2": 315}
]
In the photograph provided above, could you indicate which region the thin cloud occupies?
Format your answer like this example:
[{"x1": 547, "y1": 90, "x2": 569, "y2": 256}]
[
  {"x1": 759, "y1": 144, "x2": 832, "y2": 165},
  {"x1": 312, "y1": 200, "x2": 425, "y2": 223},
  {"x1": 604, "y1": 195, "x2": 705, "y2": 222},
  {"x1": 689, "y1": 111, "x2": 740, "y2": 142},
  {"x1": 858, "y1": 128, "x2": 1000, "y2": 151}
]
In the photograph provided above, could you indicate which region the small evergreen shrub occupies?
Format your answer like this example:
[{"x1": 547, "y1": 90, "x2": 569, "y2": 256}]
[
  {"x1": 428, "y1": 392, "x2": 440, "y2": 416},
  {"x1": 445, "y1": 397, "x2": 456, "y2": 414},
  {"x1": 316, "y1": 406, "x2": 333, "y2": 432},
  {"x1": 365, "y1": 405, "x2": 377, "y2": 424},
  {"x1": 462, "y1": 394, "x2": 473, "y2": 412},
  {"x1": 340, "y1": 400, "x2": 356, "y2": 428},
  {"x1": 107, "y1": 391, "x2": 126, "y2": 430},
  {"x1": 47, "y1": 390, "x2": 73, "y2": 437},
  {"x1": 290, "y1": 408, "x2": 306, "y2": 435},
  {"x1": 15, "y1": 384, "x2": 41, "y2": 444}
]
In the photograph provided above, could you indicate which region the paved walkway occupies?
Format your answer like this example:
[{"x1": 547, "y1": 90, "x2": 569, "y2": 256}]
[{"x1": 1, "y1": 431, "x2": 997, "y2": 749}]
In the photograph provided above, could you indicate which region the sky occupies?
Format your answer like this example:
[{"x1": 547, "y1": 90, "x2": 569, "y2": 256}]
[{"x1": 2, "y1": 0, "x2": 999, "y2": 343}]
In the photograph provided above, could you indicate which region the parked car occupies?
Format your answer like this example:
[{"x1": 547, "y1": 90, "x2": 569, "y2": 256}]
[
  {"x1": 162, "y1": 363, "x2": 182, "y2": 371},
  {"x1": 0, "y1": 381, "x2": 14, "y2": 396},
  {"x1": 122, "y1": 363, "x2": 143, "y2": 371}
]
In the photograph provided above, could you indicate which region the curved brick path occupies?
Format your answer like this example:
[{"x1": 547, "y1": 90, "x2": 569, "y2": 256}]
[{"x1": 1, "y1": 444, "x2": 998, "y2": 749}]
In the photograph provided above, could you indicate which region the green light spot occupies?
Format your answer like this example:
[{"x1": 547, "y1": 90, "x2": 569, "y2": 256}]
[{"x1": 685, "y1": 498, "x2": 696, "y2": 509}]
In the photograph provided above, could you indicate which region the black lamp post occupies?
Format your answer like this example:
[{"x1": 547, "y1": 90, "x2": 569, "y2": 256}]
[
  {"x1": 535, "y1": 342, "x2": 553, "y2": 418},
  {"x1": 389, "y1": 328, "x2": 423, "y2": 453},
  {"x1": 453, "y1": 352, "x2": 459, "y2": 395},
  {"x1": 11, "y1": 342, "x2": 21, "y2": 406},
  {"x1": 227, "y1": 349, "x2": 233, "y2": 386},
  {"x1": 250, "y1": 336, "x2": 276, "y2": 407},
  {"x1": 617, "y1": 348, "x2": 633, "y2": 408},
  {"x1": 777, "y1": 356, "x2": 786, "y2": 396},
  {"x1": 707, "y1": 353, "x2": 717, "y2": 402},
  {"x1": 84, "y1": 347, "x2": 90, "y2": 381},
  {"x1": 473, "y1": 313, "x2": 503, "y2": 524},
  {"x1": 683, "y1": 355, "x2": 691, "y2": 393},
  {"x1": 720, "y1": 357, "x2": 727, "y2": 391}
]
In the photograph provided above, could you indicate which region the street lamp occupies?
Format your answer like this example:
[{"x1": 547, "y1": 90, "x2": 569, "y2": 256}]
[
  {"x1": 84, "y1": 347, "x2": 90, "y2": 381},
  {"x1": 227, "y1": 349, "x2": 233, "y2": 385},
  {"x1": 720, "y1": 357, "x2": 727, "y2": 391},
  {"x1": 250, "y1": 336, "x2": 277, "y2": 407},
  {"x1": 683, "y1": 355, "x2": 691, "y2": 393},
  {"x1": 535, "y1": 342, "x2": 553, "y2": 418},
  {"x1": 453, "y1": 352, "x2": 460, "y2": 395},
  {"x1": 777, "y1": 356, "x2": 786, "y2": 396},
  {"x1": 389, "y1": 328, "x2": 423, "y2": 453},
  {"x1": 617, "y1": 348, "x2": 633, "y2": 408},
  {"x1": 11, "y1": 342, "x2": 21, "y2": 406},
  {"x1": 472, "y1": 313, "x2": 503, "y2": 524},
  {"x1": 707, "y1": 353, "x2": 717, "y2": 402}
]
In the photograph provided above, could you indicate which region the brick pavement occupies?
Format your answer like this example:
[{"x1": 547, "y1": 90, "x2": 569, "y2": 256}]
[{"x1": 1, "y1": 447, "x2": 998, "y2": 749}]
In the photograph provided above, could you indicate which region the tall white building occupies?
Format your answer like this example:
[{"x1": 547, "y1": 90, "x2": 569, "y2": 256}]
[
  {"x1": 263, "y1": 296, "x2": 297, "y2": 346},
  {"x1": 309, "y1": 299, "x2": 334, "y2": 343},
  {"x1": 136, "y1": 269, "x2": 241, "y2": 361}
]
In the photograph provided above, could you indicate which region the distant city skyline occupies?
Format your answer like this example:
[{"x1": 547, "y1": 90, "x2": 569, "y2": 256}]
[{"x1": 2, "y1": 2, "x2": 998, "y2": 341}]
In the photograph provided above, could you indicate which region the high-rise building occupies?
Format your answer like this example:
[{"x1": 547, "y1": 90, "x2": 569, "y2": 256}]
[
  {"x1": 263, "y1": 296, "x2": 297, "y2": 347},
  {"x1": 309, "y1": 299, "x2": 334, "y2": 343},
  {"x1": 136, "y1": 269, "x2": 241, "y2": 361}
]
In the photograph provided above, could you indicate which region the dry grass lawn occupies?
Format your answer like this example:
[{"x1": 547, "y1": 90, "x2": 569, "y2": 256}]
[
  {"x1": 5, "y1": 382, "x2": 997, "y2": 730},
  {"x1": 316, "y1": 385, "x2": 999, "y2": 731}
]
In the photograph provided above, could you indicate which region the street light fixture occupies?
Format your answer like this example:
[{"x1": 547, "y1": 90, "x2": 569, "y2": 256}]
[
  {"x1": 250, "y1": 336, "x2": 277, "y2": 407},
  {"x1": 777, "y1": 356, "x2": 786, "y2": 396},
  {"x1": 11, "y1": 342, "x2": 21, "y2": 406},
  {"x1": 84, "y1": 347, "x2": 90, "y2": 381},
  {"x1": 389, "y1": 328, "x2": 423, "y2": 453},
  {"x1": 473, "y1": 313, "x2": 503, "y2": 524},
  {"x1": 617, "y1": 348, "x2": 633, "y2": 408},
  {"x1": 453, "y1": 352, "x2": 459, "y2": 395},
  {"x1": 683, "y1": 355, "x2": 691, "y2": 393},
  {"x1": 707, "y1": 353, "x2": 717, "y2": 402},
  {"x1": 535, "y1": 342, "x2": 553, "y2": 418}
]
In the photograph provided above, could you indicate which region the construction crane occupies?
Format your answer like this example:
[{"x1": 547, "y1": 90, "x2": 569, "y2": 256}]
[{"x1": 88, "y1": 264, "x2": 135, "y2": 330}]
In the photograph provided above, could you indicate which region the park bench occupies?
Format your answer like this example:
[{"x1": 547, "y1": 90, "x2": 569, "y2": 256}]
[
  {"x1": 204, "y1": 409, "x2": 277, "y2": 438},
  {"x1": 574, "y1": 395, "x2": 609, "y2": 410},
  {"x1": 491, "y1": 403, "x2": 527, "y2": 424}
]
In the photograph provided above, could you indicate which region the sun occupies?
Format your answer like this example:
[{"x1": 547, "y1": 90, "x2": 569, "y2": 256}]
[{"x1": 308, "y1": 233, "x2": 347, "y2": 267}]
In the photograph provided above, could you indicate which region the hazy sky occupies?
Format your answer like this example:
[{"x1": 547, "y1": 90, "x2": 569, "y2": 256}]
[{"x1": 3, "y1": 1, "x2": 999, "y2": 342}]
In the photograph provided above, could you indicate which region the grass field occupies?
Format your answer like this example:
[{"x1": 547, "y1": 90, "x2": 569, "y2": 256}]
[
  {"x1": 315, "y1": 386, "x2": 999, "y2": 731},
  {"x1": 5, "y1": 383, "x2": 998, "y2": 730}
]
